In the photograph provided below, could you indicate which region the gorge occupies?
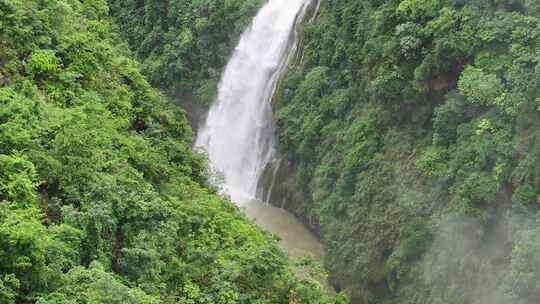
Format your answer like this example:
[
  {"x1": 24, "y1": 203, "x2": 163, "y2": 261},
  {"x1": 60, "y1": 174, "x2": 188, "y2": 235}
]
[
  {"x1": 194, "y1": 0, "x2": 325, "y2": 259},
  {"x1": 0, "y1": 0, "x2": 341, "y2": 303},
  {"x1": 3, "y1": 0, "x2": 540, "y2": 303}
]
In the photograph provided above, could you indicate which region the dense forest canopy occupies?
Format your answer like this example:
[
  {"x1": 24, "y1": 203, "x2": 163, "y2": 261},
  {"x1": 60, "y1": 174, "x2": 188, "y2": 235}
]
[
  {"x1": 108, "y1": 0, "x2": 264, "y2": 123},
  {"x1": 3, "y1": 0, "x2": 540, "y2": 303},
  {"x1": 271, "y1": 0, "x2": 540, "y2": 303},
  {"x1": 0, "y1": 0, "x2": 344, "y2": 303}
]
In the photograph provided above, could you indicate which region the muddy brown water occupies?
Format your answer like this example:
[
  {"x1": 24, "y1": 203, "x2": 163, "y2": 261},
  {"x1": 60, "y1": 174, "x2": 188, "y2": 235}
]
[{"x1": 239, "y1": 199, "x2": 324, "y2": 261}]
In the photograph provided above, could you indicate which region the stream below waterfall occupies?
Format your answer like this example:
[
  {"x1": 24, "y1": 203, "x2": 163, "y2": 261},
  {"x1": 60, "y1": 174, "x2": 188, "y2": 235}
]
[
  {"x1": 240, "y1": 200, "x2": 324, "y2": 260},
  {"x1": 195, "y1": 0, "x2": 324, "y2": 262}
]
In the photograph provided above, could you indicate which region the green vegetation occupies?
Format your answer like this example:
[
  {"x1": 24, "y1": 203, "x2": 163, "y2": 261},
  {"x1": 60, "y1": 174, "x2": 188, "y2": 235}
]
[
  {"x1": 0, "y1": 0, "x2": 344, "y2": 303},
  {"x1": 108, "y1": 0, "x2": 264, "y2": 120},
  {"x1": 273, "y1": 0, "x2": 540, "y2": 303}
]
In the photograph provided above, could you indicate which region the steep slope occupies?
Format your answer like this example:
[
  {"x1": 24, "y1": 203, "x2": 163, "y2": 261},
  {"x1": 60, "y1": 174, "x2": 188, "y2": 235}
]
[
  {"x1": 272, "y1": 0, "x2": 540, "y2": 303},
  {"x1": 0, "y1": 1, "x2": 343, "y2": 303}
]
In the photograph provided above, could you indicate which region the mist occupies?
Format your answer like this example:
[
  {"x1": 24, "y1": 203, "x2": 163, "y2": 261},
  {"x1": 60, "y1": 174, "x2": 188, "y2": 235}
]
[{"x1": 419, "y1": 211, "x2": 540, "y2": 304}]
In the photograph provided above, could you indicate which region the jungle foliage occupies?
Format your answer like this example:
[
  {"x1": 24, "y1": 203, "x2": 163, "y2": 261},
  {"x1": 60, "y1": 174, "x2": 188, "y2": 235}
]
[
  {"x1": 273, "y1": 0, "x2": 540, "y2": 303},
  {"x1": 107, "y1": 0, "x2": 264, "y2": 121},
  {"x1": 0, "y1": 0, "x2": 344, "y2": 303}
]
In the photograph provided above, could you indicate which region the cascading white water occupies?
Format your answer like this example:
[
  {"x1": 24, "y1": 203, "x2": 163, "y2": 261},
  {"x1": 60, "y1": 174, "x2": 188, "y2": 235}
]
[{"x1": 195, "y1": 0, "x2": 311, "y2": 203}]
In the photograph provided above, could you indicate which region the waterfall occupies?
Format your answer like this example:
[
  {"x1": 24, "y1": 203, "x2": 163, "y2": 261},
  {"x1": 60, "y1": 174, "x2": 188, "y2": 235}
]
[{"x1": 195, "y1": 0, "x2": 312, "y2": 203}]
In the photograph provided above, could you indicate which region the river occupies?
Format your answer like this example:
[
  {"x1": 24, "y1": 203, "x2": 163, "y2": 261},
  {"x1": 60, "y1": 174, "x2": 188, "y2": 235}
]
[{"x1": 240, "y1": 199, "x2": 324, "y2": 260}]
